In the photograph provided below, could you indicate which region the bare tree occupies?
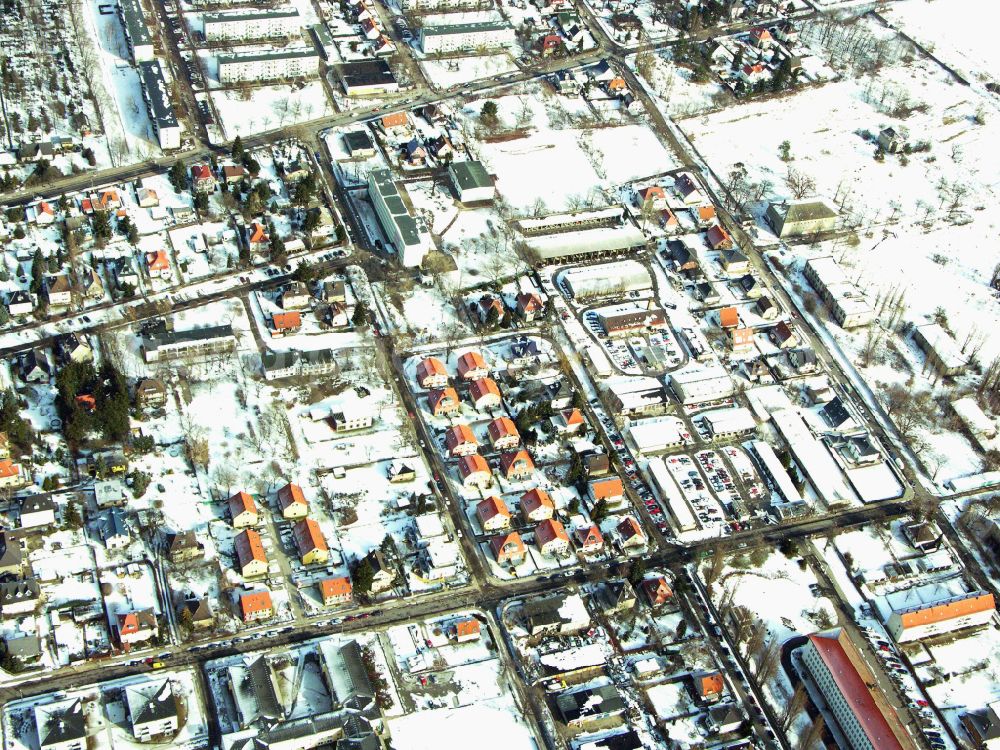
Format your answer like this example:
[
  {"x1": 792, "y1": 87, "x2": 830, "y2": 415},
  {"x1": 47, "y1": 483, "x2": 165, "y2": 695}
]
[
  {"x1": 785, "y1": 167, "x2": 817, "y2": 199},
  {"x1": 783, "y1": 684, "x2": 809, "y2": 731}
]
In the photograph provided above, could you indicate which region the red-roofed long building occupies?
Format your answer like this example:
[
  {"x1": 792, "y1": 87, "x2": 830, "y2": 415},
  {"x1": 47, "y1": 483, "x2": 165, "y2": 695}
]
[{"x1": 800, "y1": 628, "x2": 917, "y2": 750}]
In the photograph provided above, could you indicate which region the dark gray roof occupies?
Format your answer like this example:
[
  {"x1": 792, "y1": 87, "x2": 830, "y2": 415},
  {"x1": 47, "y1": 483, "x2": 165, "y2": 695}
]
[
  {"x1": 421, "y1": 20, "x2": 510, "y2": 35},
  {"x1": 555, "y1": 685, "x2": 625, "y2": 723},
  {"x1": 204, "y1": 8, "x2": 299, "y2": 23},
  {"x1": 0, "y1": 578, "x2": 40, "y2": 603},
  {"x1": 143, "y1": 321, "x2": 235, "y2": 350},
  {"x1": 37, "y1": 699, "x2": 87, "y2": 746},
  {"x1": 344, "y1": 130, "x2": 375, "y2": 153},
  {"x1": 339, "y1": 60, "x2": 396, "y2": 90},
  {"x1": 127, "y1": 681, "x2": 178, "y2": 726},
  {"x1": 217, "y1": 48, "x2": 317, "y2": 66},
  {"x1": 21, "y1": 494, "x2": 56, "y2": 515},
  {"x1": 248, "y1": 657, "x2": 284, "y2": 720},
  {"x1": 4, "y1": 634, "x2": 42, "y2": 659},
  {"x1": 337, "y1": 640, "x2": 375, "y2": 705},
  {"x1": 137, "y1": 61, "x2": 178, "y2": 130},
  {"x1": 118, "y1": 0, "x2": 152, "y2": 48},
  {"x1": 777, "y1": 199, "x2": 838, "y2": 223},
  {"x1": 0, "y1": 533, "x2": 23, "y2": 570},
  {"x1": 368, "y1": 170, "x2": 420, "y2": 247}
]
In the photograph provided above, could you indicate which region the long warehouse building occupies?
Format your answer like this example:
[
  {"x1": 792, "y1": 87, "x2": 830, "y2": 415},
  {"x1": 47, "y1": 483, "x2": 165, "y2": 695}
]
[{"x1": 646, "y1": 457, "x2": 697, "y2": 532}]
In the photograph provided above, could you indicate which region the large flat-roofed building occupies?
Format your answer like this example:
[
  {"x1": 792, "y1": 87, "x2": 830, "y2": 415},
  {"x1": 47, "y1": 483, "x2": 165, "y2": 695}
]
[
  {"x1": 137, "y1": 61, "x2": 181, "y2": 150},
  {"x1": 803, "y1": 256, "x2": 874, "y2": 329},
  {"x1": 878, "y1": 584, "x2": 995, "y2": 642},
  {"x1": 913, "y1": 322, "x2": 968, "y2": 378},
  {"x1": 142, "y1": 322, "x2": 236, "y2": 363},
  {"x1": 418, "y1": 20, "x2": 515, "y2": 53},
  {"x1": 367, "y1": 169, "x2": 430, "y2": 267},
  {"x1": 562, "y1": 260, "x2": 651, "y2": 299},
  {"x1": 598, "y1": 304, "x2": 667, "y2": 336},
  {"x1": 447, "y1": 160, "x2": 495, "y2": 203},
  {"x1": 799, "y1": 628, "x2": 918, "y2": 750},
  {"x1": 204, "y1": 8, "x2": 301, "y2": 41},
  {"x1": 765, "y1": 198, "x2": 839, "y2": 237},
  {"x1": 118, "y1": 0, "x2": 155, "y2": 63},
  {"x1": 338, "y1": 59, "x2": 399, "y2": 96},
  {"x1": 668, "y1": 365, "x2": 735, "y2": 405},
  {"x1": 218, "y1": 48, "x2": 319, "y2": 83}
]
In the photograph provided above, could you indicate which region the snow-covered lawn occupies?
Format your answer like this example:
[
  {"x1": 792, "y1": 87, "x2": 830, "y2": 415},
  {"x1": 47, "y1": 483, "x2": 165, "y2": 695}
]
[
  {"x1": 388, "y1": 704, "x2": 535, "y2": 750},
  {"x1": 419, "y1": 54, "x2": 519, "y2": 89},
  {"x1": 211, "y1": 82, "x2": 333, "y2": 138}
]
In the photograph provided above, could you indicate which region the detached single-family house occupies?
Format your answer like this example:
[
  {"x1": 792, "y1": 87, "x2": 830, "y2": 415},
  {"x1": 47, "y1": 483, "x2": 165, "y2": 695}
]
[
  {"x1": 117, "y1": 609, "x2": 158, "y2": 647},
  {"x1": 239, "y1": 590, "x2": 273, "y2": 623},
  {"x1": 445, "y1": 424, "x2": 479, "y2": 457},
  {"x1": 416, "y1": 357, "x2": 449, "y2": 388},
  {"x1": 428, "y1": 387, "x2": 461, "y2": 417},
  {"x1": 500, "y1": 450, "x2": 534, "y2": 482},
  {"x1": 364, "y1": 549, "x2": 395, "y2": 592},
  {"x1": 453, "y1": 618, "x2": 480, "y2": 642},
  {"x1": 477, "y1": 496, "x2": 511, "y2": 531},
  {"x1": 575, "y1": 524, "x2": 604, "y2": 554},
  {"x1": 20, "y1": 495, "x2": 56, "y2": 529},
  {"x1": 0, "y1": 460, "x2": 26, "y2": 490},
  {"x1": 223, "y1": 164, "x2": 247, "y2": 184},
  {"x1": 181, "y1": 597, "x2": 214, "y2": 629},
  {"x1": 45, "y1": 275, "x2": 73, "y2": 307},
  {"x1": 271, "y1": 311, "x2": 302, "y2": 336},
  {"x1": 878, "y1": 126, "x2": 904, "y2": 154},
  {"x1": 229, "y1": 491, "x2": 258, "y2": 528},
  {"x1": 772, "y1": 321, "x2": 800, "y2": 349},
  {"x1": 536, "y1": 518, "x2": 570, "y2": 556},
  {"x1": 617, "y1": 516, "x2": 646, "y2": 549},
  {"x1": 720, "y1": 249, "x2": 749, "y2": 275},
  {"x1": 458, "y1": 454, "x2": 492, "y2": 489},
  {"x1": 35, "y1": 201, "x2": 56, "y2": 225},
  {"x1": 551, "y1": 408, "x2": 585, "y2": 435},
  {"x1": 487, "y1": 417, "x2": 519, "y2": 451},
  {"x1": 516, "y1": 292, "x2": 544, "y2": 322},
  {"x1": 166, "y1": 530, "x2": 203, "y2": 562},
  {"x1": 457, "y1": 351, "x2": 489, "y2": 381},
  {"x1": 643, "y1": 576, "x2": 673, "y2": 607},
  {"x1": 320, "y1": 576, "x2": 353, "y2": 606},
  {"x1": 468, "y1": 377, "x2": 502, "y2": 411},
  {"x1": 277, "y1": 482, "x2": 309, "y2": 519},
  {"x1": 191, "y1": 164, "x2": 216, "y2": 193},
  {"x1": 589, "y1": 476, "x2": 624, "y2": 508},
  {"x1": 706, "y1": 224, "x2": 733, "y2": 250},
  {"x1": 146, "y1": 250, "x2": 171, "y2": 280},
  {"x1": 136, "y1": 378, "x2": 167, "y2": 409},
  {"x1": 490, "y1": 531, "x2": 526, "y2": 564},
  {"x1": 293, "y1": 518, "x2": 329, "y2": 565},
  {"x1": 234, "y1": 529, "x2": 268, "y2": 578},
  {"x1": 520, "y1": 488, "x2": 554, "y2": 522},
  {"x1": 137, "y1": 187, "x2": 159, "y2": 208},
  {"x1": 7, "y1": 290, "x2": 33, "y2": 317},
  {"x1": 674, "y1": 173, "x2": 706, "y2": 205},
  {"x1": 280, "y1": 282, "x2": 312, "y2": 311},
  {"x1": 247, "y1": 222, "x2": 269, "y2": 252}
]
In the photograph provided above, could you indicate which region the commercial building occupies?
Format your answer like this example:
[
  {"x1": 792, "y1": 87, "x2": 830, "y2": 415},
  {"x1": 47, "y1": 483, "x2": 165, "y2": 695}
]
[
  {"x1": 668, "y1": 366, "x2": 735, "y2": 405},
  {"x1": 765, "y1": 199, "x2": 839, "y2": 237},
  {"x1": 803, "y1": 256, "x2": 874, "y2": 329},
  {"x1": 141, "y1": 321, "x2": 236, "y2": 363},
  {"x1": 701, "y1": 407, "x2": 756, "y2": 438},
  {"x1": 646, "y1": 457, "x2": 697, "y2": 531},
  {"x1": 879, "y1": 584, "x2": 995, "y2": 642},
  {"x1": 626, "y1": 417, "x2": 686, "y2": 454},
  {"x1": 418, "y1": 20, "x2": 515, "y2": 53},
  {"x1": 799, "y1": 628, "x2": 918, "y2": 750},
  {"x1": 367, "y1": 169, "x2": 431, "y2": 267},
  {"x1": 137, "y1": 61, "x2": 181, "y2": 150},
  {"x1": 338, "y1": 59, "x2": 399, "y2": 96},
  {"x1": 218, "y1": 48, "x2": 320, "y2": 83},
  {"x1": 749, "y1": 440, "x2": 803, "y2": 508},
  {"x1": 598, "y1": 303, "x2": 667, "y2": 336},
  {"x1": 562, "y1": 260, "x2": 651, "y2": 299},
  {"x1": 447, "y1": 160, "x2": 495, "y2": 203},
  {"x1": 118, "y1": 0, "x2": 154, "y2": 63},
  {"x1": 203, "y1": 8, "x2": 301, "y2": 41},
  {"x1": 913, "y1": 322, "x2": 967, "y2": 377}
]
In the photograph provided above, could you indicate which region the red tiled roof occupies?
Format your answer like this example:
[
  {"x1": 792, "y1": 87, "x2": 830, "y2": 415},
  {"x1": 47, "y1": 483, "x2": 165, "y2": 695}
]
[
  {"x1": 458, "y1": 454, "x2": 490, "y2": 479},
  {"x1": 417, "y1": 357, "x2": 448, "y2": 383},
  {"x1": 477, "y1": 495, "x2": 510, "y2": 522},
  {"x1": 590, "y1": 476, "x2": 623, "y2": 500},
  {"x1": 719, "y1": 306, "x2": 739, "y2": 328},
  {"x1": 500, "y1": 450, "x2": 534, "y2": 477},
  {"x1": 455, "y1": 618, "x2": 480, "y2": 638},
  {"x1": 536, "y1": 518, "x2": 568, "y2": 546},
  {"x1": 445, "y1": 424, "x2": 477, "y2": 450},
  {"x1": 273, "y1": 312, "x2": 302, "y2": 331},
  {"x1": 240, "y1": 590, "x2": 273, "y2": 617},
  {"x1": 487, "y1": 416, "x2": 518, "y2": 442},
  {"x1": 278, "y1": 482, "x2": 308, "y2": 509},
  {"x1": 235, "y1": 529, "x2": 267, "y2": 565},
  {"x1": 617, "y1": 515, "x2": 645, "y2": 541},
  {"x1": 521, "y1": 488, "x2": 553, "y2": 514},
  {"x1": 293, "y1": 518, "x2": 328, "y2": 554},
  {"x1": 229, "y1": 491, "x2": 257, "y2": 517},
  {"x1": 381, "y1": 112, "x2": 408, "y2": 128},
  {"x1": 517, "y1": 292, "x2": 543, "y2": 312},
  {"x1": 807, "y1": 632, "x2": 906, "y2": 750},
  {"x1": 457, "y1": 351, "x2": 487, "y2": 377},
  {"x1": 576, "y1": 524, "x2": 604, "y2": 548},
  {"x1": 899, "y1": 592, "x2": 996, "y2": 630},
  {"x1": 428, "y1": 387, "x2": 459, "y2": 413},
  {"x1": 147, "y1": 250, "x2": 169, "y2": 270},
  {"x1": 320, "y1": 576, "x2": 352, "y2": 601},
  {"x1": 469, "y1": 377, "x2": 501, "y2": 403}
]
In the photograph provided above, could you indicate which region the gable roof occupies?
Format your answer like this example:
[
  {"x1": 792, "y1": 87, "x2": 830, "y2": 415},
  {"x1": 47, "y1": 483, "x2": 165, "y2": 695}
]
[
  {"x1": 536, "y1": 518, "x2": 569, "y2": 546},
  {"x1": 719, "y1": 306, "x2": 739, "y2": 328},
  {"x1": 487, "y1": 416, "x2": 518, "y2": 442},
  {"x1": 489, "y1": 531, "x2": 525, "y2": 559},
  {"x1": 147, "y1": 250, "x2": 170, "y2": 270},
  {"x1": 240, "y1": 590, "x2": 273, "y2": 616},
  {"x1": 417, "y1": 356, "x2": 448, "y2": 382},
  {"x1": 457, "y1": 350, "x2": 487, "y2": 376},
  {"x1": 458, "y1": 453, "x2": 490, "y2": 478},
  {"x1": 272, "y1": 311, "x2": 302, "y2": 330},
  {"x1": 293, "y1": 518, "x2": 328, "y2": 554},
  {"x1": 500, "y1": 449, "x2": 534, "y2": 476},
  {"x1": 445, "y1": 423, "x2": 477, "y2": 449},
  {"x1": 235, "y1": 528, "x2": 267, "y2": 566},
  {"x1": 521, "y1": 487, "x2": 553, "y2": 514},
  {"x1": 229, "y1": 490, "x2": 257, "y2": 518},
  {"x1": 428, "y1": 387, "x2": 459, "y2": 411},
  {"x1": 320, "y1": 576, "x2": 352, "y2": 600},
  {"x1": 477, "y1": 495, "x2": 510, "y2": 521},
  {"x1": 617, "y1": 516, "x2": 645, "y2": 541},
  {"x1": 454, "y1": 618, "x2": 480, "y2": 638},
  {"x1": 277, "y1": 482, "x2": 308, "y2": 510},
  {"x1": 576, "y1": 524, "x2": 604, "y2": 548},
  {"x1": 469, "y1": 377, "x2": 502, "y2": 403},
  {"x1": 590, "y1": 476, "x2": 623, "y2": 499}
]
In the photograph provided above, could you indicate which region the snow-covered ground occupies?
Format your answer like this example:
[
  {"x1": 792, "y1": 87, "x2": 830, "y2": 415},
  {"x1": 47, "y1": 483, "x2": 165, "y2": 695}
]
[{"x1": 211, "y1": 82, "x2": 334, "y2": 139}]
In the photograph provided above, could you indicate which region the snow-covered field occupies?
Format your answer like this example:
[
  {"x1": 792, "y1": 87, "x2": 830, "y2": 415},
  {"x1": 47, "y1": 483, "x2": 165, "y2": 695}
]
[
  {"x1": 211, "y1": 82, "x2": 333, "y2": 138},
  {"x1": 388, "y1": 704, "x2": 536, "y2": 750},
  {"x1": 419, "y1": 54, "x2": 519, "y2": 89}
]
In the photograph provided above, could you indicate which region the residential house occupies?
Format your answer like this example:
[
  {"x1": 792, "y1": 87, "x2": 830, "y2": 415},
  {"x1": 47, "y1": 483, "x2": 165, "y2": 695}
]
[
  {"x1": 536, "y1": 518, "x2": 570, "y2": 556},
  {"x1": 490, "y1": 531, "x2": 526, "y2": 564},
  {"x1": 387, "y1": 460, "x2": 416, "y2": 483},
  {"x1": 521, "y1": 488, "x2": 554, "y2": 522},
  {"x1": 670, "y1": 241, "x2": 699, "y2": 272},
  {"x1": 246, "y1": 222, "x2": 269, "y2": 253},
  {"x1": 190, "y1": 164, "x2": 216, "y2": 193},
  {"x1": 428, "y1": 387, "x2": 461, "y2": 417},
  {"x1": 878, "y1": 126, "x2": 904, "y2": 154},
  {"x1": 594, "y1": 579, "x2": 636, "y2": 614},
  {"x1": 477, "y1": 496, "x2": 511, "y2": 531},
  {"x1": 125, "y1": 681, "x2": 179, "y2": 741},
  {"x1": 0, "y1": 533, "x2": 23, "y2": 575},
  {"x1": 293, "y1": 518, "x2": 329, "y2": 565},
  {"x1": 487, "y1": 417, "x2": 519, "y2": 451},
  {"x1": 585, "y1": 453, "x2": 611, "y2": 477},
  {"x1": 740, "y1": 63, "x2": 768, "y2": 84},
  {"x1": 4, "y1": 635, "x2": 42, "y2": 665},
  {"x1": 706, "y1": 224, "x2": 733, "y2": 250},
  {"x1": 720, "y1": 249, "x2": 749, "y2": 275},
  {"x1": 381, "y1": 112, "x2": 409, "y2": 131},
  {"x1": 34, "y1": 201, "x2": 56, "y2": 225},
  {"x1": 223, "y1": 164, "x2": 247, "y2": 184},
  {"x1": 509, "y1": 338, "x2": 542, "y2": 369},
  {"x1": 458, "y1": 454, "x2": 492, "y2": 489},
  {"x1": 102, "y1": 509, "x2": 131, "y2": 550},
  {"x1": 19, "y1": 495, "x2": 56, "y2": 529},
  {"x1": 239, "y1": 590, "x2": 274, "y2": 623},
  {"x1": 500, "y1": 450, "x2": 534, "y2": 482},
  {"x1": 637, "y1": 185, "x2": 667, "y2": 211},
  {"x1": 54, "y1": 334, "x2": 92, "y2": 367},
  {"x1": 556, "y1": 685, "x2": 626, "y2": 729},
  {"x1": 589, "y1": 476, "x2": 624, "y2": 508},
  {"x1": 146, "y1": 250, "x2": 171, "y2": 280},
  {"x1": 617, "y1": 516, "x2": 646, "y2": 549},
  {"x1": 319, "y1": 576, "x2": 353, "y2": 606},
  {"x1": 34, "y1": 699, "x2": 88, "y2": 750},
  {"x1": 739, "y1": 273, "x2": 761, "y2": 299},
  {"x1": 457, "y1": 350, "x2": 489, "y2": 380},
  {"x1": 7, "y1": 290, "x2": 33, "y2": 317},
  {"x1": 45, "y1": 275, "x2": 73, "y2": 307},
  {"x1": 445, "y1": 424, "x2": 479, "y2": 457},
  {"x1": 772, "y1": 321, "x2": 800, "y2": 349},
  {"x1": 280, "y1": 281, "x2": 312, "y2": 310},
  {"x1": 416, "y1": 357, "x2": 449, "y2": 388},
  {"x1": 516, "y1": 292, "x2": 544, "y2": 322},
  {"x1": 277, "y1": 482, "x2": 309, "y2": 519},
  {"x1": 364, "y1": 549, "x2": 395, "y2": 592},
  {"x1": 234, "y1": 529, "x2": 268, "y2": 577},
  {"x1": 271, "y1": 311, "x2": 302, "y2": 336},
  {"x1": 469, "y1": 377, "x2": 502, "y2": 411},
  {"x1": 117, "y1": 609, "x2": 158, "y2": 647},
  {"x1": 693, "y1": 672, "x2": 726, "y2": 703},
  {"x1": 477, "y1": 294, "x2": 504, "y2": 325},
  {"x1": 643, "y1": 577, "x2": 673, "y2": 607},
  {"x1": 750, "y1": 26, "x2": 773, "y2": 47},
  {"x1": 181, "y1": 597, "x2": 214, "y2": 629},
  {"x1": 137, "y1": 187, "x2": 159, "y2": 207},
  {"x1": 696, "y1": 204, "x2": 717, "y2": 226},
  {"x1": 674, "y1": 173, "x2": 706, "y2": 205},
  {"x1": 575, "y1": 524, "x2": 604, "y2": 554},
  {"x1": 135, "y1": 378, "x2": 167, "y2": 409},
  {"x1": 551, "y1": 408, "x2": 585, "y2": 435},
  {"x1": 110, "y1": 257, "x2": 140, "y2": 291},
  {"x1": 453, "y1": 618, "x2": 480, "y2": 642},
  {"x1": 0, "y1": 578, "x2": 40, "y2": 615},
  {"x1": 0, "y1": 460, "x2": 26, "y2": 490},
  {"x1": 756, "y1": 296, "x2": 778, "y2": 320},
  {"x1": 719, "y1": 306, "x2": 739, "y2": 329},
  {"x1": 229, "y1": 491, "x2": 258, "y2": 528},
  {"x1": 166, "y1": 530, "x2": 203, "y2": 562}
]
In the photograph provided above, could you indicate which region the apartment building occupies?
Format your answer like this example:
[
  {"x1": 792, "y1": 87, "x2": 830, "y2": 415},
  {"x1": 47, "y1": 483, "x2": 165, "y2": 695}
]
[
  {"x1": 118, "y1": 0, "x2": 154, "y2": 63},
  {"x1": 137, "y1": 61, "x2": 181, "y2": 150},
  {"x1": 203, "y1": 8, "x2": 301, "y2": 41},
  {"x1": 141, "y1": 322, "x2": 236, "y2": 363},
  {"x1": 367, "y1": 169, "x2": 431, "y2": 267},
  {"x1": 803, "y1": 256, "x2": 875, "y2": 329},
  {"x1": 418, "y1": 20, "x2": 515, "y2": 54},
  {"x1": 218, "y1": 47, "x2": 320, "y2": 83}
]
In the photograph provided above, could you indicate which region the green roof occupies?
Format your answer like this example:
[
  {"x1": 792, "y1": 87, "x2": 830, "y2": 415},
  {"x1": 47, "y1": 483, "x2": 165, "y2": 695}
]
[{"x1": 449, "y1": 160, "x2": 492, "y2": 191}]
